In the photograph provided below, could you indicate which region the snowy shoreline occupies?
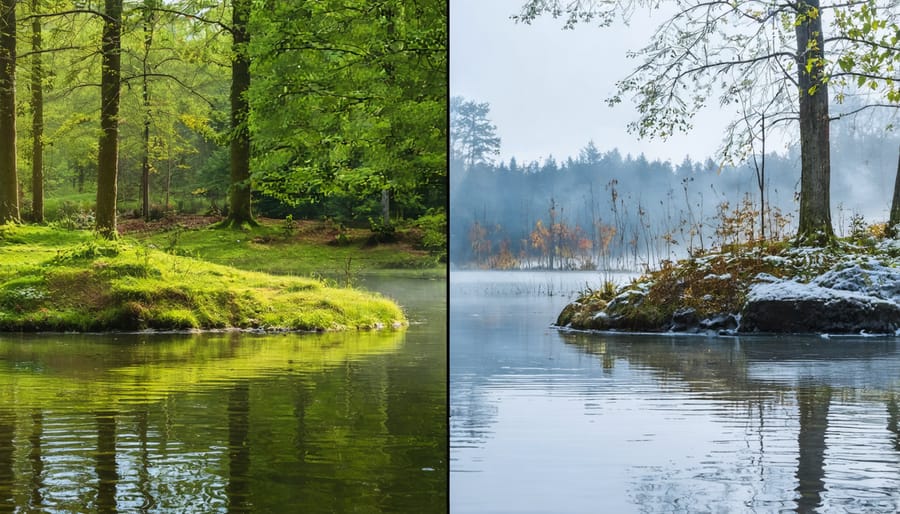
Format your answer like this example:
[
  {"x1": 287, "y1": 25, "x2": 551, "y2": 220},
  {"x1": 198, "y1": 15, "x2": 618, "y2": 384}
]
[{"x1": 556, "y1": 240, "x2": 900, "y2": 336}]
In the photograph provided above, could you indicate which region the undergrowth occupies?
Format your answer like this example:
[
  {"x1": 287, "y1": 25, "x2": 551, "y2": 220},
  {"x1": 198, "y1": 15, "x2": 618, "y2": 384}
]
[{"x1": 565, "y1": 211, "x2": 900, "y2": 331}]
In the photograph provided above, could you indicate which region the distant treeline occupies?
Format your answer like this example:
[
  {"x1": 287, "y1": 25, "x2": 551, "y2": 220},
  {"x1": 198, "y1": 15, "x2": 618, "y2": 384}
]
[{"x1": 450, "y1": 122, "x2": 900, "y2": 270}]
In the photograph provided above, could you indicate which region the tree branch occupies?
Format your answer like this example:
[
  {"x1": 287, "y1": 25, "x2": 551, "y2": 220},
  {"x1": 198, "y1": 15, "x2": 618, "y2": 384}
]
[
  {"x1": 146, "y1": 6, "x2": 232, "y2": 34},
  {"x1": 20, "y1": 9, "x2": 111, "y2": 23},
  {"x1": 121, "y1": 72, "x2": 217, "y2": 108},
  {"x1": 830, "y1": 102, "x2": 900, "y2": 121}
]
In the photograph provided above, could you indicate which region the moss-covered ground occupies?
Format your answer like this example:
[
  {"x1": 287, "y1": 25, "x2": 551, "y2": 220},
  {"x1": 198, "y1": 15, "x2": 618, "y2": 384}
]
[
  {"x1": 122, "y1": 215, "x2": 444, "y2": 279},
  {"x1": 0, "y1": 224, "x2": 407, "y2": 332}
]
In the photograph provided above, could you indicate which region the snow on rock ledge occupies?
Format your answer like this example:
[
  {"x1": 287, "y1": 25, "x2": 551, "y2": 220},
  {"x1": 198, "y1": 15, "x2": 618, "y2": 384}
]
[{"x1": 740, "y1": 277, "x2": 900, "y2": 334}]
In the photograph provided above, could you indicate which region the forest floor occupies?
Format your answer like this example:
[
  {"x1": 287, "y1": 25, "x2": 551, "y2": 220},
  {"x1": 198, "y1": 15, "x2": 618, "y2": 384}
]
[
  {"x1": 0, "y1": 224, "x2": 408, "y2": 332},
  {"x1": 120, "y1": 214, "x2": 444, "y2": 280}
]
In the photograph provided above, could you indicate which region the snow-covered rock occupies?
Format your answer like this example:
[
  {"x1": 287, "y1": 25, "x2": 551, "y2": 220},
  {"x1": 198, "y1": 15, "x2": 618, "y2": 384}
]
[
  {"x1": 740, "y1": 278, "x2": 900, "y2": 334},
  {"x1": 810, "y1": 259, "x2": 900, "y2": 302}
]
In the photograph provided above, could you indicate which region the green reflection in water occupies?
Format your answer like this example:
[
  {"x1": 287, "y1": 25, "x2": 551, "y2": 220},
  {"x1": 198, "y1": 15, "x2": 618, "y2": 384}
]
[
  {"x1": 0, "y1": 330, "x2": 404, "y2": 409},
  {"x1": 0, "y1": 327, "x2": 448, "y2": 513}
]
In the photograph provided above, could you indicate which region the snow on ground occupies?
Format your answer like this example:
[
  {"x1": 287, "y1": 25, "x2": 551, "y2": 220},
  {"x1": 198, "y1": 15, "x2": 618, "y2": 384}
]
[
  {"x1": 750, "y1": 253, "x2": 900, "y2": 305},
  {"x1": 811, "y1": 258, "x2": 900, "y2": 302},
  {"x1": 746, "y1": 278, "x2": 897, "y2": 307}
]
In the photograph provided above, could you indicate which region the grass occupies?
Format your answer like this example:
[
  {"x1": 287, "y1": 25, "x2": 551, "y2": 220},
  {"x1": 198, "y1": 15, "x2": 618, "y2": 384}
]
[
  {"x1": 0, "y1": 224, "x2": 406, "y2": 332},
  {"x1": 125, "y1": 216, "x2": 445, "y2": 278}
]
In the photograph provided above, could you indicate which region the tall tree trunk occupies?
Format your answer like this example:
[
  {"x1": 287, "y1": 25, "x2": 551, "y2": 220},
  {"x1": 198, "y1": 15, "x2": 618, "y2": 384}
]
[
  {"x1": 795, "y1": 0, "x2": 833, "y2": 245},
  {"x1": 0, "y1": 0, "x2": 18, "y2": 223},
  {"x1": 758, "y1": 115, "x2": 765, "y2": 242},
  {"x1": 30, "y1": 0, "x2": 43, "y2": 224},
  {"x1": 889, "y1": 145, "x2": 900, "y2": 236},
  {"x1": 381, "y1": 189, "x2": 390, "y2": 225},
  {"x1": 96, "y1": 0, "x2": 123, "y2": 238},
  {"x1": 380, "y1": 5, "x2": 396, "y2": 228},
  {"x1": 222, "y1": 0, "x2": 254, "y2": 228},
  {"x1": 140, "y1": 0, "x2": 154, "y2": 220},
  {"x1": 165, "y1": 153, "x2": 171, "y2": 211}
]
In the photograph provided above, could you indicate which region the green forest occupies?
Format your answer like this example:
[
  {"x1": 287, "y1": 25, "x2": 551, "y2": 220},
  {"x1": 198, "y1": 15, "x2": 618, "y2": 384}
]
[
  {"x1": 0, "y1": 0, "x2": 446, "y2": 332},
  {"x1": 0, "y1": 0, "x2": 446, "y2": 238}
]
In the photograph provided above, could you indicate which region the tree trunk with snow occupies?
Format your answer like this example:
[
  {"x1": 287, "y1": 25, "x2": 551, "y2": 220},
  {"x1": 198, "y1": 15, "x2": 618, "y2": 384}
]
[{"x1": 889, "y1": 145, "x2": 900, "y2": 237}]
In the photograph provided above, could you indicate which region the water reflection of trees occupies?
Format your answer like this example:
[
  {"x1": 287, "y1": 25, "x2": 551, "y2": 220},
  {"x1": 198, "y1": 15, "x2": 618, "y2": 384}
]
[
  {"x1": 0, "y1": 409, "x2": 12, "y2": 511},
  {"x1": 0, "y1": 330, "x2": 445, "y2": 512},
  {"x1": 227, "y1": 384, "x2": 250, "y2": 514},
  {"x1": 95, "y1": 411, "x2": 118, "y2": 513},
  {"x1": 28, "y1": 410, "x2": 43, "y2": 510},
  {"x1": 561, "y1": 333, "x2": 900, "y2": 512},
  {"x1": 796, "y1": 386, "x2": 830, "y2": 513}
]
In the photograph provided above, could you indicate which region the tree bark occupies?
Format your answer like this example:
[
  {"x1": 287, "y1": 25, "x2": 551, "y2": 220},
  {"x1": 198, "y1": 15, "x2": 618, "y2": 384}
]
[
  {"x1": 889, "y1": 145, "x2": 900, "y2": 236},
  {"x1": 140, "y1": 0, "x2": 154, "y2": 220},
  {"x1": 96, "y1": 0, "x2": 123, "y2": 238},
  {"x1": 0, "y1": 0, "x2": 18, "y2": 223},
  {"x1": 795, "y1": 0, "x2": 833, "y2": 245},
  {"x1": 380, "y1": 5, "x2": 395, "y2": 228},
  {"x1": 30, "y1": 0, "x2": 43, "y2": 224},
  {"x1": 221, "y1": 0, "x2": 255, "y2": 228}
]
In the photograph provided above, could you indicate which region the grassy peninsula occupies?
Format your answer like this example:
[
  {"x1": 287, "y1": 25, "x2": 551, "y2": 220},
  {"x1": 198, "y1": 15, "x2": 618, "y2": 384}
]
[{"x1": 0, "y1": 224, "x2": 406, "y2": 332}]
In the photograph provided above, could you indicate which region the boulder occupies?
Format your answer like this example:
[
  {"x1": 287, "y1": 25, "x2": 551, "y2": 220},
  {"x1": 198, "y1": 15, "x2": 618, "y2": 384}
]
[{"x1": 740, "y1": 279, "x2": 900, "y2": 334}]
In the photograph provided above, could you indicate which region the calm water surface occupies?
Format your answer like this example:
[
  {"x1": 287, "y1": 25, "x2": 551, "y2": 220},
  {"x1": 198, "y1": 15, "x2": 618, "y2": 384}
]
[
  {"x1": 0, "y1": 275, "x2": 446, "y2": 513},
  {"x1": 451, "y1": 270, "x2": 900, "y2": 513}
]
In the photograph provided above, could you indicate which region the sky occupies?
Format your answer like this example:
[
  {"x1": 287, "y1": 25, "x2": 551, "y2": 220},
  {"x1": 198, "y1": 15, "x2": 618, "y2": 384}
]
[{"x1": 449, "y1": 0, "x2": 747, "y2": 166}]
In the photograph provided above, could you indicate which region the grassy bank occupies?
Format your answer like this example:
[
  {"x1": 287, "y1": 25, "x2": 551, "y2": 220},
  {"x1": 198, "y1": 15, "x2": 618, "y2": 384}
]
[
  {"x1": 123, "y1": 215, "x2": 445, "y2": 279},
  {"x1": 0, "y1": 225, "x2": 406, "y2": 332}
]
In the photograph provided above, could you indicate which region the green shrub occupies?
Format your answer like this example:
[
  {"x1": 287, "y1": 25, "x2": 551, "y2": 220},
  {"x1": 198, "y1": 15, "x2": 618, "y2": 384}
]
[
  {"x1": 367, "y1": 217, "x2": 396, "y2": 243},
  {"x1": 415, "y1": 209, "x2": 447, "y2": 262}
]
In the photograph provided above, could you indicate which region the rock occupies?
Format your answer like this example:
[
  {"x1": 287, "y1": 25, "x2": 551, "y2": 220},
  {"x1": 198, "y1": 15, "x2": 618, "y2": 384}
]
[
  {"x1": 669, "y1": 308, "x2": 698, "y2": 332},
  {"x1": 667, "y1": 309, "x2": 738, "y2": 334},
  {"x1": 700, "y1": 313, "x2": 739, "y2": 333},
  {"x1": 740, "y1": 279, "x2": 900, "y2": 334}
]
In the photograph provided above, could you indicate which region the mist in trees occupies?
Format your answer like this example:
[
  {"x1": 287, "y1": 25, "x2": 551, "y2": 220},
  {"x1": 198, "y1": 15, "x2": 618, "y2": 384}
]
[{"x1": 450, "y1": 96, "x2": 900, "y2": 270}]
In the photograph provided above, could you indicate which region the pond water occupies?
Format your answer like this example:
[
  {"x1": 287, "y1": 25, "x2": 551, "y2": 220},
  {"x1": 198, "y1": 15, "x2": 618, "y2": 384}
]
[
  {"x1": 0, "y1": 275, "x2": 446, "y2": 513},
  {"x1": 451, "y1": 270, "x2": 900, "y2": 513}
]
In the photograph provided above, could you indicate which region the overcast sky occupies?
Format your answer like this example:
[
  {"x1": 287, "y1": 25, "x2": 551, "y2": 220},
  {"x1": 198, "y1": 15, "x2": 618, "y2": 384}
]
[{"x1": 449, "y1": 0, "x2": 748, "y2": 166}]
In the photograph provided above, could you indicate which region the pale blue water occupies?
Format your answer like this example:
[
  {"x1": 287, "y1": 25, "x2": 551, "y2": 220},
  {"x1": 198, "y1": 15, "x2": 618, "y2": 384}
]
[{"x1": 451, "y1": 270, "x2": 900, "y2": 513}]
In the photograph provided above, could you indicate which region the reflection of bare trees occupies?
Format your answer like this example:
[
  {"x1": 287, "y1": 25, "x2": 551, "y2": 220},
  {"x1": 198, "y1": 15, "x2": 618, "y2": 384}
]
[
  {"x1": 795, "y1": 386, "x2": 831, "y2": 513},
  {"x1": 888, "y1": 395, "x2": 900, "y2": 452},
  {"x1": 560, "y1": 333, "x2": 900, "y2": 511}
]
